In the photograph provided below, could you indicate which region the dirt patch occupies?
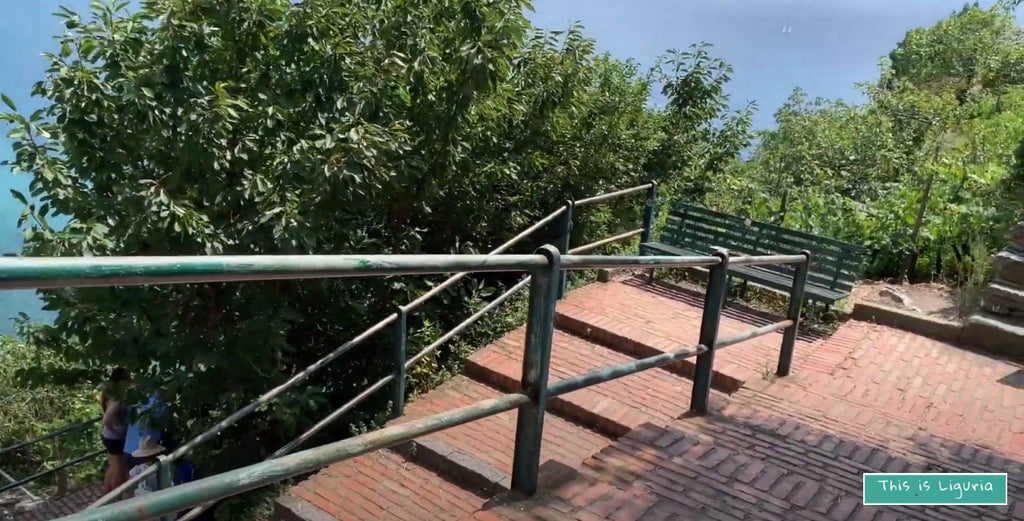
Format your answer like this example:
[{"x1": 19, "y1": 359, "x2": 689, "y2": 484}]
[{"x1": 852, "y1": 281, "x2": 962, "y2": 322}]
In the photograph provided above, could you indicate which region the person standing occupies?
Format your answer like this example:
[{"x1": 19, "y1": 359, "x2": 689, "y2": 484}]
[
  {"x1": 99, "y1": 367, "x2": 130, "y2": 494},
  {"x1": 127, "y1": 436, "x2": 166, "y2": 497},
  {"x1": 124, "y1": 393, "x2": 169, "y2": 470}
]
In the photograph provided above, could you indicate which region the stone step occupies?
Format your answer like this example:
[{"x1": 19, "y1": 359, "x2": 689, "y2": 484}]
[
  {"x1": 992, "y1": 248, "x2": 1024, "y2": 287},
  {"x1": 962, "y1": 310, "x2": 1024, "y2": 358},
  {"x1": 1008, "y1": 223, "x2": 1024, "y2": 251},
  {"x1": 982, "y1": 281, "x2": 1024, "y2": 316},
  {"x1": 466, "y1": 327, "x2": 722, "y2": 437}
]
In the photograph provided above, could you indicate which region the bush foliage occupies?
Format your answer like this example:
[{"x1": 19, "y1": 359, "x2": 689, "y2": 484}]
[
  {"x1": 711, "y1": 2, "x2": 1024, "y2": 282},
  {"x1": 0, "y1": 0, "x2": 753, "y2": 489},
  {"x1": 0, "y1": 335, "x2": 99, "y2": 491}
]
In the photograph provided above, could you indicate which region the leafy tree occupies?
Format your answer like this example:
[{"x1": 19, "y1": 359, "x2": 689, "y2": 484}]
[
  {"x1": 1, "y1": 0, "x2": 749, "y2": 500},
  {"x1": 0, "y1": 335, "x2": 99, "y2": 492},
  {"x1": 716, "y1": 3, "x2": 1024, "y2": 285},
  {"x1": 888, "y1": 2, "x2": 1024, "y2": 97},
  {"x1": 645, "y1": 44, "x2": 756, "y2": 201}
]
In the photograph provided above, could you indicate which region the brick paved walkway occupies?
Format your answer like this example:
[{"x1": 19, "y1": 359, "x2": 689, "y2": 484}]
[{"x1": 275, "y1": 276, "x2": 1023, "y2": 521}]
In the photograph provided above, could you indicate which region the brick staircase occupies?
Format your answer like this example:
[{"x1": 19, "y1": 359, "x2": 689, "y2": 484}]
[
  {"x1": 6, "y1": 485, "x2": 101, "y2": 521},
  {"x1": 273, "y1": 278, "x2": 746, "y2": 521},
  {"x1": 274, "y1": 276, "x2": 1024, "y2": 521}
]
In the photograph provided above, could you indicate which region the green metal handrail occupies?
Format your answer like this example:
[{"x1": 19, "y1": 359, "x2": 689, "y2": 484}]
[
  {"x1": 0, "y1": 417, "x2": 100, "y2": 457},
  {"x1": 5, "y1": 179, "x2": 815, "y2": 521},
  {"x1": 175, "y1": 185, "x2": 657, "y2": 520},
  {"x1": 0, "y1": 449, "x2": 105, "y2": 494},
  {"x1": 80, "y1": 183, "x2": 656, "y2": 510},
  {"x1": 0, "y1": 417, "x2": 103, "y2": 495},
  {"x1": 45, "y1": 246, "x2": 810, "y2": 521}
]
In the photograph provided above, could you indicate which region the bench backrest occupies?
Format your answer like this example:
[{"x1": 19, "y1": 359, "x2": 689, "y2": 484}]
[{"x1": 663, "y1": 203, "x2": 865, "y2": 293}]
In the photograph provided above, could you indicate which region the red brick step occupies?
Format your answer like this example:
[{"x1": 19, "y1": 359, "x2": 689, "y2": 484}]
[
  {"x1": 472, "y1": 408, "x2": 1023, "y2": 521},
  {"x1": 466, "y1": 327, "x2": 719, "y2": 437},
  {"x1": 278, "y1": 376, "x2": 612, "y2": 521},
  {"x1": 555, "y1": 278, "x2": 821, "y2": 393},
  {"x1": 277, "y1": 449, "x2": 487, "y2": 521}
]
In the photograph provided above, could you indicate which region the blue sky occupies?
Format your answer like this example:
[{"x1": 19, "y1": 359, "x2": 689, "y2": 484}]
[
  {"x1": 0, "y1": 1, "x2": 1012, "y2": 332},
  {"x1": 526, "y1": 0, "x2": 1013, "y2": 129}
]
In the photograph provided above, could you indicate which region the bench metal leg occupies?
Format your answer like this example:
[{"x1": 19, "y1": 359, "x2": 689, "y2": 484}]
[{"x1": 723, "y1": 275, "x2": 733, "y2": 308}]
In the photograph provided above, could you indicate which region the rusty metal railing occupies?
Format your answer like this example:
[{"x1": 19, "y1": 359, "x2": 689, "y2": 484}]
[
  {"x1": 0, "y1": 417, "x2": 102, "y2": 496},
  {"x1": 173, "y1": 183, "x2": 658, "y2": 521},
  {"x1": 0, "y1": 183, "x2": 654, "y2": 511},
  {"x1": 5, "y1": 181, "x2": 814, "y2": 521},
  {"x1": 36, "y1": 245, "x2": 810, "y2": 521}
]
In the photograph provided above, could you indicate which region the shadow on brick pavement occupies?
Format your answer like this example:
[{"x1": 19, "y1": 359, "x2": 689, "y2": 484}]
[{"x1": 470, "y1": 406, "x2": 1023, "y2": 521}]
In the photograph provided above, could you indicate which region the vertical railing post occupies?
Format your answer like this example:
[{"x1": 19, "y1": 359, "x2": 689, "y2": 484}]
[
  {"x1": 641, "y1": 182, "x2": 657, "y2": 283},
  {"x1": 640, "y1": 181, "x2": 657, "y2": 245},
  {"x1": 392, "y1": 307, "x2": 408, "y2": 417},
  {"x1": 690, "y1": 248, "x2": 730, "y2": 414},
  {"x1": 777, "y1": 250, "x2": 812, "y2": 377},
  {"x1": 157, "y1": 456, "x2": 175, "y2": 521},
  {"x1": 54, "y1": 435, "x2": 68, "y2": 496},
  {"x1": 556, "y1": 201, "x2": 573, "y2": 299},
  {"x1": 511, "y1": 245, "x2": 560, "y2": 495}
]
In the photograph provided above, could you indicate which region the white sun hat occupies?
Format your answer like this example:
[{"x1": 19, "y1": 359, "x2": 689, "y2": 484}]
[{"x1": 131, "y1": 436, "x2": 166, "y2": 459}]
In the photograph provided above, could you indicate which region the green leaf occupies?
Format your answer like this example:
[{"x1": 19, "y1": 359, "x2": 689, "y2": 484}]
[
  {"x1": 9, "y1": 189, "x2": 28, "y2": 206},
  {"x1": 1, "y1": 93, "x2": 16, "y2": 111}
]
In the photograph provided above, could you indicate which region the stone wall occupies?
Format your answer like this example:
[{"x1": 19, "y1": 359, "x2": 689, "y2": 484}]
[{"x1": 980, "y1": 221, "x2": 1024, "y2": 317}]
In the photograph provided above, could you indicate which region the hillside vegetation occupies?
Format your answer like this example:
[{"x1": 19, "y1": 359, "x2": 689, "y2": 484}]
[{"x1": 710, "y1": 2, "x2": 1024, "y2": 291}]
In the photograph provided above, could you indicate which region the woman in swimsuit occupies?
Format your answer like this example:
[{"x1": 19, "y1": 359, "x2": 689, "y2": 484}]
[{"x1": 100, "y1": 367, "x2": 130, "y2": 494}]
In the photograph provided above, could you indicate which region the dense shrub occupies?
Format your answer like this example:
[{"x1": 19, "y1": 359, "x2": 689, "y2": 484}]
[
  {"x1": 0, "y1": 0, "x2": 752, "y2": 496},
  {"x1": 710, "y1": 3, "x2": 1024, "y2": 284}
]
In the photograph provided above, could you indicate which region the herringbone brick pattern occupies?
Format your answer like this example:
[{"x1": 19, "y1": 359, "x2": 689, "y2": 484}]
[
  {"x1": 460, "y1": 277, "x2": 1024, "y2": 521},
  {"x1": 474, "y1": 404, "x2": 1023, "y2": 520},
  {"x1": 763, "y1": 324, "x2": 1024, "y2": 458}
]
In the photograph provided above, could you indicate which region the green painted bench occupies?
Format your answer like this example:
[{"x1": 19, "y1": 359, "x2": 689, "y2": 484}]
[{"x1": 640, "y1": 203, "x2": 865, "y2": 306}]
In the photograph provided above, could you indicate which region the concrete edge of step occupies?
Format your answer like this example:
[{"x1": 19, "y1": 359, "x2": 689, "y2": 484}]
[
  {"x1": 851, "y1": 301, "x2": 1024, "y2": 361},
  {"x1": 392, "y1": 437, "x2": 510, "y2": 498},
  {"x1": 850, "y1": 301, "x2": 963, "y2": 343},
  {"x1": 272, "y1": 493, "x2": 338, "y2": 521}
]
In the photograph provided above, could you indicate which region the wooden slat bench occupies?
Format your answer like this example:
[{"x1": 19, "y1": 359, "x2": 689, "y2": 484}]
[{"x1": 640, "y1": 203, "x2": 865, "y2": 306}]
